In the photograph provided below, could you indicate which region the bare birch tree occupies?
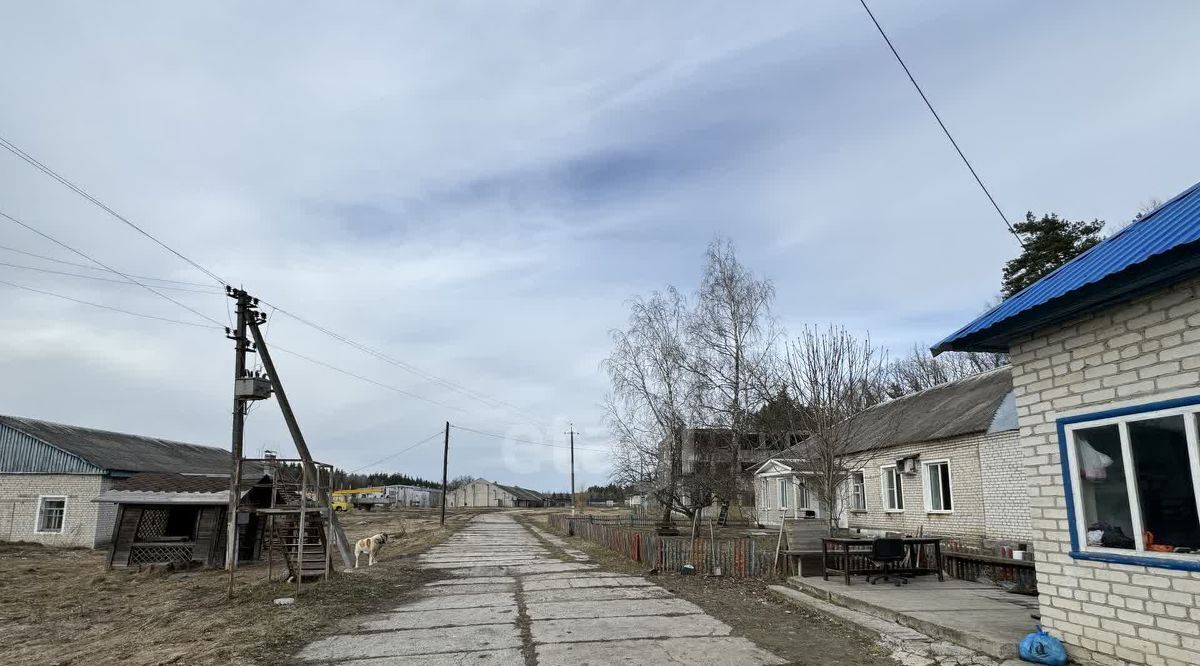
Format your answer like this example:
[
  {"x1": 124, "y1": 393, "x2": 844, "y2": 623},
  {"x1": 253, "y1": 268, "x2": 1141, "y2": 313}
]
[
  {"x1": 887, "y1": 343, "x2": 1007, "y2": 398},
  {"x1": 603, "y1": 288, "x2": 697, "y2": 529},
  {"x1": 783, "y1": 324, "x2": 889, "y2": 531},
  {"x1": 687, "y1": 237, "x2": 778, "y2": 505}
]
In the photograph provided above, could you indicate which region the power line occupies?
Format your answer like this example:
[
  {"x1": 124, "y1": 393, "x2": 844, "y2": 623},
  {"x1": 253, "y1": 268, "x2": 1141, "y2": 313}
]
[
  {"x1": 345, "y1": 430, "x2": 444, "y2": 474},
  {"x1": 0, "y1": 258, "x2": 222, "y2": 294},
  {"x1": 262, "y1": 300, "x2": 548, "y2": 426},
  {"x1": 0, "y1": 135, "x2": 228, "y2": 285},
  {"x1": 855, "y1": 0, "x2": 1025, "y2": 248},
  {"x1": 0, "y1": 278, "x2": 220, "y2": 329},
  {"x1": 1, "y1": 138, "x2": 553, "y2": 426},
  {"x1": 0, "y1": 209, "x2": 225, "y2": 327},
  {"x1": 0, "y1": 243, "x2": 217, "y2": 287},
  {"x1": 270, "y1": 344, "x2": 468, "y2": 413},
  {"x1": 450, "y1": 423, "x2": 608, "y2": 453}
]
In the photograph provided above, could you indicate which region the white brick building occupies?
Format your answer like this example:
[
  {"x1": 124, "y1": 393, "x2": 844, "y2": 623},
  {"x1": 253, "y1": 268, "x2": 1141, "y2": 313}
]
[
  {"x1": 753, "y1": 367, "x2": 1030, "y2": 546},
  {"x1": 935, "y1": 182, "x2": 1200, "y2": 665},
  {"x1": 0, "y1": 415, "x2": 232, "y2": 548}
]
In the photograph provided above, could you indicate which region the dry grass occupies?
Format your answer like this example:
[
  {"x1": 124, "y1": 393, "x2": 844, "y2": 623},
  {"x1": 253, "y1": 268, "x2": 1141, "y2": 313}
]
[{"x1": 0, "y1": 508, "x2": 478, "y2": 666}]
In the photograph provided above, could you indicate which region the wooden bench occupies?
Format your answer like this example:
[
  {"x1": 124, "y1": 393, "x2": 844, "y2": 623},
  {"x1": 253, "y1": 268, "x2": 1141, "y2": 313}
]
[
  {"x1": 781, "y1": 518, "x2": 828, "y2": 577},
  {"x1": 944, "y1": 550, "x2": 1037, "y2": 594}
]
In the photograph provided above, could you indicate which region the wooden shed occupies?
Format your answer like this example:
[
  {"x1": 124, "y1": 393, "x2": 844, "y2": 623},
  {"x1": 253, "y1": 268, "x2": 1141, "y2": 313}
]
[{"x1": 96, "y1": 472, "x2": 272, "y2": 569}]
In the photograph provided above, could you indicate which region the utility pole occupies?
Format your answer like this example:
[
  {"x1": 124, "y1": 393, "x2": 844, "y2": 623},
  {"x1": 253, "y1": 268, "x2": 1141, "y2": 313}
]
[
  {"x1": 440, "y1": 421, "x2": 450, "y2": 526},
  {"x1": 225, "y1": 288, "x2": 250, "y2": 595},
  {"x1": 564, "y1": 423, "x2": 579, "y2": 513}
]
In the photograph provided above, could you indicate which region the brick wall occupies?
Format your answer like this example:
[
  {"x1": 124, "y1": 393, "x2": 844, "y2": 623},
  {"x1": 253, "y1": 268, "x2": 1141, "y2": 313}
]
[
  {"x1": 1010, "y1": 276, "x2": 1200, "y2": 666},
  {"x1": 847, "y1": 431, "x2": 1029, "y2": 543},
  {"x1": 979, "y1": 430, "x2": 1033, "y2": 542},
  {"x1": 0, "y1": 473, "x2": 109, "y2": 548}
]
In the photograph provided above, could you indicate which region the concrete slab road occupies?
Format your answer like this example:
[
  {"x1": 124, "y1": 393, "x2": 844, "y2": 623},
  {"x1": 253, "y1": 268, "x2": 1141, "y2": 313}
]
[{"x1": 297, "y1": 512, "x2": 784, "y2": 665}]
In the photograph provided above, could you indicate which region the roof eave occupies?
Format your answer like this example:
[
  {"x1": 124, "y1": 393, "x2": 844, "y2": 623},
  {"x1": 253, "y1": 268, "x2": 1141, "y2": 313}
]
[{"x1": 934, "y1": 245, "x2": 1200, "y2": 354}]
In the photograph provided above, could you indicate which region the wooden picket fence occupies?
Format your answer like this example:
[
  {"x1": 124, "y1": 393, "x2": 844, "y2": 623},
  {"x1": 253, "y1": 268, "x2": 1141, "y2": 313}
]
[{"x1": 548, "y1": 515, "x2": 794, "y2": 579}]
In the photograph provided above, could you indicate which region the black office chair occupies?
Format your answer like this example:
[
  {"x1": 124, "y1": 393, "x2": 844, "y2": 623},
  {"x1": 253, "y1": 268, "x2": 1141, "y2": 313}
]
[{"x1": 866, "y1": 538, "x2": 908, "y2": 586}]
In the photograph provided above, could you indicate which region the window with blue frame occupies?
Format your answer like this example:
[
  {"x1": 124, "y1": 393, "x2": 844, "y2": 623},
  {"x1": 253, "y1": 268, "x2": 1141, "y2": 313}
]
[{"x1": 1063, "y1": 402, "x2": 1200, "y2": 565}]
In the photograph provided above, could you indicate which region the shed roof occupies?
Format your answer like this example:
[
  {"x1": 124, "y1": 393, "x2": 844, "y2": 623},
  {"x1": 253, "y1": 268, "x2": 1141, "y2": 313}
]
[
  {"x1": 496, "y1": 483, "x2": 544, "y2": 502},
  {"x1": 0, "y1": 415, "x2": 230, "y2": 475},
  {"x1": 95, "y1": 472, "x2": 269, "y2": 505},
  {"x1": 771, "y1": 366, "x2": 1015, "y2": 463},
  {"x1": 934, "y1": 181, "x2": 1200, "y2": 353}
]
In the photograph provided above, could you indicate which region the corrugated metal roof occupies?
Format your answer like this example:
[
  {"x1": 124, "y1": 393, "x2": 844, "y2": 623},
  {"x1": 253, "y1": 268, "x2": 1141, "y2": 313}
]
[
  {"x1": 935, "y1": 180, "x2": 1200, "y2": 352},
  {"x1": 0, "y1": 415, "x2": 231, "y2": 475},
  {"x1": 0, "y1": 423, "x2": 103, "y2": 474},
  {"x1": 495, "y1": 483, "x2": 545, "y2": 502}
]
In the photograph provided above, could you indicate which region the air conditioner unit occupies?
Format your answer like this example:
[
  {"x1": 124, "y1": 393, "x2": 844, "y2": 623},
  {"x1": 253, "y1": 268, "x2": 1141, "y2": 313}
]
[{"x1": 896, "y1": 455, "x2": 919, "y2": 475}]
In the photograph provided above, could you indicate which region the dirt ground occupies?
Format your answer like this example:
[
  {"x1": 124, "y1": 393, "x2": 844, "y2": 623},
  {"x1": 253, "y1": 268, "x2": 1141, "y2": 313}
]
[
  {"x1": 524, "y1": 513, "x2": 897, "y2": 666},
  {"x1": 0, "y1": 508, "x2": 476, "y2": 666}
]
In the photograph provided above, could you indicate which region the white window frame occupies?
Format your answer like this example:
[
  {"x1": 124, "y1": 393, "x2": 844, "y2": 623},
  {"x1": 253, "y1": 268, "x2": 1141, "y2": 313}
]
[
  {"x1": 850, "y1": 471, "x2": 866, "y2": 511},
  {"x1": 922, "y1": 459, "x2": 954, "y2": 514},
  {"x1": 1063, "y1": 404, "x2": 1200, "y2": 564},
  {"x1": 880, "y1": 465, "x2": 904, "y2": 512},
  {"x1": 34, "y1": 495, "x2": 68, "y2": 534},
  {"x1": 778, "y1": 477, "x2": 788, "y2": 510}
]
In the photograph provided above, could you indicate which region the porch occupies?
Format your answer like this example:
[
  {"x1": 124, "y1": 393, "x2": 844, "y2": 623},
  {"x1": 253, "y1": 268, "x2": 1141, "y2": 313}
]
[{"x1": 787, "y1": 575, "x2": 1036, "y2": 660}]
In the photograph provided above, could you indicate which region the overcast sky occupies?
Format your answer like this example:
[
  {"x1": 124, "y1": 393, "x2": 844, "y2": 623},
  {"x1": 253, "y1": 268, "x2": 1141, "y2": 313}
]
[{"x1": 2, "y1": 1, "x2": 1199, "y2": 492}]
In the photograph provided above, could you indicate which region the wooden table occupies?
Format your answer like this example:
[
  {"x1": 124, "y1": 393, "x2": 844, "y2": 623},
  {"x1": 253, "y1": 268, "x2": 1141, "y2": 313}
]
[{"x1": 821, "y1": 537, "x2": 945, "y2": 585}]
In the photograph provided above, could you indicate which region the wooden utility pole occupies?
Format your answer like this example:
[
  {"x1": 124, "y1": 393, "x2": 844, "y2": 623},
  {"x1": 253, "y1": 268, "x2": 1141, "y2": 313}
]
[
  {"x1": 564, "y1": 423, "x2": 579, "y2": 511},
  {"x1": 440, "y1": 421, "x2": 450, "y2": 525},
  {"x1": 225, "y1": 288, "x2": 250, "y2": 594}
]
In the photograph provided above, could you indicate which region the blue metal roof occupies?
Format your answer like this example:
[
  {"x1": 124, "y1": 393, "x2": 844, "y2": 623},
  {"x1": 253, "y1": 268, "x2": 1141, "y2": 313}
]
[{"x1": 935, "y1": 180, "x2": 1200, "y2": 353}]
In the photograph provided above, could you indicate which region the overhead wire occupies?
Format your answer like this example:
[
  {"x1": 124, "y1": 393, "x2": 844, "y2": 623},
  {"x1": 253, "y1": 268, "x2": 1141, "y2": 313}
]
[
  {"x1": 0, "y1": 258, "x2": 222, "y2": 294},
  {"x1": 260, "y1": 300, "x2": 549, "y2": 426},
  {"x1": 0, "y1": 209, "x2": 225, "y2": 327},
  {"x1": 1, "y1": 136, "x2": 555, "y2": 429},
  {"x1": 0, "y1": 278, "x2": 221, "y2": 329},
  {"x1": 270, "y1": 344, "x2": 468, "y2": 413},
  {"x1": 450, "y1": 423, "x2": 608, "y2": 453},
  {"x1": 0, "y1": 243, "x2": 216, "y2": 287},
  {"x1": 0, "y1": 134, "x2": 229, "y2": 285},
  {"x1": 855, "y1": 0, "x2": 1025, "y2": 248},
  {"x1": 345, "y1": 430, "x2": 445, "y2": 474}
]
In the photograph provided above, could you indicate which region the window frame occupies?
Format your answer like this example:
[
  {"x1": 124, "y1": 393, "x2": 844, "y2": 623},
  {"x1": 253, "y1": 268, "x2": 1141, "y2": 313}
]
[
  {"x1": 1059, "y1": 395, "x2": 1200, "y2": 572},
  {"x1": 922, "y1": 459, "x2": 954, "y2": 514},
  {"x1": 778, "y1": 477, "x2": 788, "y2": 510},
  {"x1": 880, "y1": 465, "x2": 904, "y2": 512},
  {"x1": 850, "y1": 471, "x2": 867, "y2": 512},
  {"x1": 34, "y1": 495, "x2": 68, "y2": 534}
]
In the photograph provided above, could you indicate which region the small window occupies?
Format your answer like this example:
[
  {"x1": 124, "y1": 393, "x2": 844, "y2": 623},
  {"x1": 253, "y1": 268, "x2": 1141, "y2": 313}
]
[
  {"x1": 37, "y1": 497, "x2": 67, "y2": 533},
  {"x1": 882, "y1": 466, "x2": 904, "y2": 511},
  {"x1": 924, "y1": 461, "x2": 953, "y2": 512},
  {"x1": 850, "y1": 472, "x2": 866, "y2": 511},
  {"x1": 796, "y1": 480, "x2": 809, "y2": 509},
  {"x1": 778, "y1": 478, "x2": 788, "y2": 510}
]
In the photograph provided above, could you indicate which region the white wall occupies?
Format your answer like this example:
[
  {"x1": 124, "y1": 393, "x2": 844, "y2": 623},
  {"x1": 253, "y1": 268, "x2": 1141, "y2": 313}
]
[
  {"x1": 1010, "y1": 276, "x2": 1200, "y2": 665},
  {"x1": 0, "y1": 473, "x2": 110, "y2": 548}
]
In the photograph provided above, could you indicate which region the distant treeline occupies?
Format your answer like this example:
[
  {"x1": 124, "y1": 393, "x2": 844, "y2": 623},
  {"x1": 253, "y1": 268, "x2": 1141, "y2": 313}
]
[{"x1": 333, "y1": 470, "x2": 442, "y2": 490}]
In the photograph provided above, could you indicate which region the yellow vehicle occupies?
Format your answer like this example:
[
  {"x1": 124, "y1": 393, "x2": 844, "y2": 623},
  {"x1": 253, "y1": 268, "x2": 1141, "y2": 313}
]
[{"x1": 332, "y1": 486, "x2": 387, "y2": 511}]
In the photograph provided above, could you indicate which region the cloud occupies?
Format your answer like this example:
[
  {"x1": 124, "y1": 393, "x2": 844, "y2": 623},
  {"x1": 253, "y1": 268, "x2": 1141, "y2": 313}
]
[{"x1": 2, "y1": 1, "x2": 1200, "y2": 491}]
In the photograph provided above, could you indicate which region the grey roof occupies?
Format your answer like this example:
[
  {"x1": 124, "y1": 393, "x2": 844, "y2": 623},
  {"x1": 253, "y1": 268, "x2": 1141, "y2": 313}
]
[
  {"x1": 496, "y1": 482, "x2": 545, "y2": 502},
  {"x1": 0, "y1": 415, "x2": 231, "y2": 475},
  {"x1": 95, "y1": 472, "x2": 269, "y2": 505},
  {"x1": 775, "y1": 366, "x2": 1015, "y2": 459}
]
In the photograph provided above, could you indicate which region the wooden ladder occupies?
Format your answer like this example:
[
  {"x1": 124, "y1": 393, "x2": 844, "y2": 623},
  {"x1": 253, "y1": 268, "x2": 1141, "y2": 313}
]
[
  {"x1": 716, "y1": 502, "x2": 730, "y2": 526},
  {"x1": 272, "y1": 514, "x2": 329, "y2": 580}
]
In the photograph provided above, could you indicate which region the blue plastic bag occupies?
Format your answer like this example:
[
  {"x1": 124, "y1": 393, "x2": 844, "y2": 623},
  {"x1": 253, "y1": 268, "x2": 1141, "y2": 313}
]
[{"x1": 1019, "y1": 626, "x2": 1068, "y2": 666}]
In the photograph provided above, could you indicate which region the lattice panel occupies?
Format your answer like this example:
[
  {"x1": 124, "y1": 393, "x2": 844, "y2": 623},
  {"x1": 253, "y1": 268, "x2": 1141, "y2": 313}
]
[
  {"x1": 136, "y1": 509, "x2": 169, "y2": 540},
  {"x1": 129, "y1": 544, "x2": 192, "y2": 565}
]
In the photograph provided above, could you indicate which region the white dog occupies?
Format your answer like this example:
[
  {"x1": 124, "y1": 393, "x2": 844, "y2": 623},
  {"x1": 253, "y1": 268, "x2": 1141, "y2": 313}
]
[{"x1": 354, "y1": 533, "x2": 388, "y2": 568}]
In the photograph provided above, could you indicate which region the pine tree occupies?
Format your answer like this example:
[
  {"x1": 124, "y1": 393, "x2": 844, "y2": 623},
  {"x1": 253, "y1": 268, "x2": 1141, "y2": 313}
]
[{"x1": 1001, "y1": 212, "x2": 1105, "y2": 297}]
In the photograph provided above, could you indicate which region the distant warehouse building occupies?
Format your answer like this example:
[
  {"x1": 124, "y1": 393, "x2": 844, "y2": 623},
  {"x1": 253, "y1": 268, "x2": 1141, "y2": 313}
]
[
  {"x1": 0, "y1": 415, "x2": 231, "y2": 548},
  {"x1": 446, "y1": 479, "x2": 545, "y2": 508}
]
